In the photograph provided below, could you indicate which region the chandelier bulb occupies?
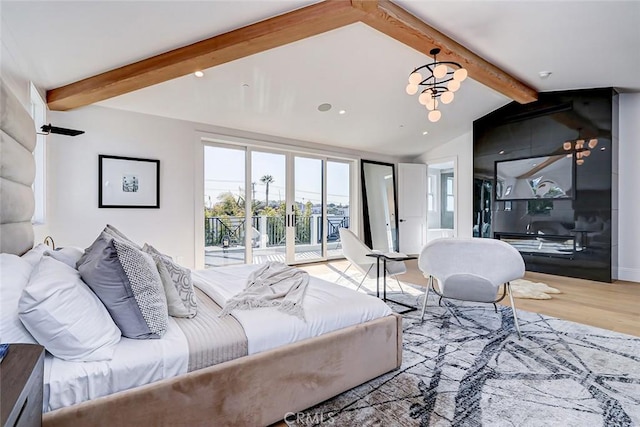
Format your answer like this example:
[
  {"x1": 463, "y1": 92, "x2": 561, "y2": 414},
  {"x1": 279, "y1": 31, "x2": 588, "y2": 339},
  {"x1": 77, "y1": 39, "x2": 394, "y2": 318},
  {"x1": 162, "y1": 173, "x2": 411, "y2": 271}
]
[
  {"x1": 448, "y1": 79, "x2": 461, "y2": 92},
  {"x1": 441, "y1": 91, "x2": 455, "y2": 104},
  {"x1": 433, "y1": 64, "x2": 448, "y2": 79},
  {"x1": 428, "y1": 109, "x2": 442, "y2": 122},
  {"x1": 583, "y1": 150, "x2": 591, "y2": 157},
  {"x1": 576, "y1": 151, "x2": 583, "y2": 159},
  {"x1": 563, "y1": 141, "x2": 572, "y2": 151},
  {"x1": 408, "y1": 72, "x2": 423, "y2": 85},
  {"x1": 453, "y1": 68, "x2": 468, "y2": 82},
  {"x1": 406, "y1": 83, "x2": 418, "y2": 95},
  {"x1": 576, "y1": 159, "x2": 585, "y2": 165},
  {"x1": 418, "y1": 92, "x2": 431, "y2": 105},
  {"x1": 425, "y1": 98, "x2": 439, "y2": 111},
  {"x1": 588, "y1": 138, "x2": 598, "y2": 149}
]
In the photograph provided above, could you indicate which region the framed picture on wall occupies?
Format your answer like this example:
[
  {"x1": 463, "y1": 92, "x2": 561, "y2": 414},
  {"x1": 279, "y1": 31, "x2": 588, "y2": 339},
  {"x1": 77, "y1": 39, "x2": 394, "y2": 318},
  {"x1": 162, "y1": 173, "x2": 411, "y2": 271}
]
[{"x1": 98, "y1": 155, "x2": 160, "y2": 208}]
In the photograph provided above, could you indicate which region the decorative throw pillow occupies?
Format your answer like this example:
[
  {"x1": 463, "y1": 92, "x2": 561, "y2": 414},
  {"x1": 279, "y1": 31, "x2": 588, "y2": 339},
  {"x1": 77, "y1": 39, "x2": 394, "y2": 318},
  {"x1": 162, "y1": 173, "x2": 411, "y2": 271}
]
[
  {"x1": 77, "y1": 232, "x2": 168, "y2": 339},
  {"x1": 143, "y1": 244, "x2": 197, "y2": 318},
  {"x1": 103, "y1": 224, "x2": 142, "y2": 249},
  {"x1": 0, "y1": 254, "x2": 37, "y2": 344},
  {"x1": 19, "y1": 257, "x2": 121, "y2": 361}
]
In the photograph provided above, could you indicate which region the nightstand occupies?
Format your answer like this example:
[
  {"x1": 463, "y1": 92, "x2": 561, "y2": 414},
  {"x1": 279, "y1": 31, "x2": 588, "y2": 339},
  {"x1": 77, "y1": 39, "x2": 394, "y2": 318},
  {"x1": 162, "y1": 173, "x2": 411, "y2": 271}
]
[{"x1": 1, "y1": 344, "x2": 45, "y2": 427}]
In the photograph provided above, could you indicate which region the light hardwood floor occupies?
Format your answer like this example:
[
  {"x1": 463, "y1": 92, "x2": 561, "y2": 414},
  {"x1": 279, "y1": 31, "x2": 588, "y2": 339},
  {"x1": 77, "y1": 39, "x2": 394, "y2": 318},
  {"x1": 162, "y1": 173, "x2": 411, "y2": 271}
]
[{"x1": 303, "y1": 259, "x2": 640, "y2": 337}]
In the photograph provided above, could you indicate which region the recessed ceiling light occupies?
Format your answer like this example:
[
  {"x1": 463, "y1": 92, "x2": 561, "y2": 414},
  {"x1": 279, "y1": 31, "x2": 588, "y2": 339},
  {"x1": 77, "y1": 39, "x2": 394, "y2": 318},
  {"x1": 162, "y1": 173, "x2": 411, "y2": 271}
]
[
  {"x1": 601, "y1": 147, "x2": 606, "y2": 151},
  {"x1": 422, "y1": 131, "x2": 429, "y2": 135},
  {"x1": 538, "y1": 71, "x2": 552, "y2": 79},
  {"x1": 338, "y1": 109, "x2": 346, "y2": 115},
  {"x1": 532, "y1": 163, "x2": 537, "y2": 167},
  {"x1": 318, "y1": 103, "x2": 332, "y2": 112},
  {"x1": 498, "y1": 150, "x2": 505, "y2": 154},
  {"x1": 194, "y1": 71, "x2": 204, "y2": 78}
]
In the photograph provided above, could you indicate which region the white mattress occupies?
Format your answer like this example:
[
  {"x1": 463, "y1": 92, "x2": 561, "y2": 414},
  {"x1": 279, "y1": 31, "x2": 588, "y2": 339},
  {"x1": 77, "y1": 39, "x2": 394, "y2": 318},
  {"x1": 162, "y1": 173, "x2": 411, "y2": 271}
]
[
  {"x1": 193, "y1": 264, "x2": 392, "y2": 354},
  {"x1": 44, "y1": 317, "x2": 188, "y2": 412},
  {"x1": 44, "y1": 264, "x2": 392, "y2": 412}
]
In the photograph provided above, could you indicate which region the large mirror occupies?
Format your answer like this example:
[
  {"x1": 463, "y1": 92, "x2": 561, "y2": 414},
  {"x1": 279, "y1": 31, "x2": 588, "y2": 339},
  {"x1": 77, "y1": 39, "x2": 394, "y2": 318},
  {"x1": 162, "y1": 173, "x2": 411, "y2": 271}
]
[{"x1": 361, "y1": 160, "x2": 398, "y2": 252}]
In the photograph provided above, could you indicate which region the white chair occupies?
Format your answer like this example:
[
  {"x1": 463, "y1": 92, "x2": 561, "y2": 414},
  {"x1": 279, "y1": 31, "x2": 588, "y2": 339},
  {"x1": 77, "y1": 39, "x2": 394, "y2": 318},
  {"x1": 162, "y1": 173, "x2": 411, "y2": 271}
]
[
  {"x1": 338, "y1": 228, "x2": 407, "y2": 292},
  {"x1": 418, "y1": 237, "x2": 525, "y2": 339}
]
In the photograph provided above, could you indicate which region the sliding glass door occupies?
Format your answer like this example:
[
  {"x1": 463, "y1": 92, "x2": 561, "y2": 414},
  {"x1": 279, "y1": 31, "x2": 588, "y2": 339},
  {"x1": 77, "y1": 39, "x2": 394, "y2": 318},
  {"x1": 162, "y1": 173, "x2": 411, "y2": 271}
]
[
  {"x1": 203, "y1": 142, "x2": 353, "y2": 266},
  {"x1": 250, "y1": 151, "x2": 287, "y2": 264},
  {"x1": 204, "y1": 145, "x2": 247, "y2": 267}
]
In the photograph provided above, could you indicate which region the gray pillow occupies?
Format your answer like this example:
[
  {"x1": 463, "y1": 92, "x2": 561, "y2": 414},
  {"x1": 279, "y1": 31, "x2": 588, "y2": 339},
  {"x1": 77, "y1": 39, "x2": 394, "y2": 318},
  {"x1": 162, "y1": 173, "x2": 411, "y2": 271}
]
[
  {"x1": 77, "y1": 232, "x2": 168, "y2": 339},
  {"x1": 143, "y1": 244, "x2": 197, "y2": 318},
  {"x1": 103, "y1": 224, "x2": 141, "y2": 249}
]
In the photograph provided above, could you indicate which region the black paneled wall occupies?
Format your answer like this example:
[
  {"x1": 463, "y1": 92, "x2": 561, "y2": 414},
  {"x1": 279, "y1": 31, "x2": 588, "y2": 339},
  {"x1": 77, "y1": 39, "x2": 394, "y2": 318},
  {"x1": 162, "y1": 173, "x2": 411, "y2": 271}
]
[{"x1": 473, "y1": 88, "x2": 617, "y2": 282}]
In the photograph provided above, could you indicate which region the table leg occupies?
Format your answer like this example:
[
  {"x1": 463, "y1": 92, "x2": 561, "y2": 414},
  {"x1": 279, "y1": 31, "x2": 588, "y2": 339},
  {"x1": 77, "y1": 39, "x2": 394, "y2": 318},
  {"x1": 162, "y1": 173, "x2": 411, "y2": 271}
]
[
  {"x1": 376, "y1": 257, "x2": 380, "y2": 298},
  {"x1": 383, "y1": 258, "x2": 387, "y2": 301}
]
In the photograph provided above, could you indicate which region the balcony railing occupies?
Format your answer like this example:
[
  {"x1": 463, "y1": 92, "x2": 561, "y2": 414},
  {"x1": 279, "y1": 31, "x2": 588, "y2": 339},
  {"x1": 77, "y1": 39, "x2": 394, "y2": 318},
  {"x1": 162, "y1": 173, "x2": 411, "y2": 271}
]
[{"x1": 204, "y1": 215, "x2": 349, "y2": 248}]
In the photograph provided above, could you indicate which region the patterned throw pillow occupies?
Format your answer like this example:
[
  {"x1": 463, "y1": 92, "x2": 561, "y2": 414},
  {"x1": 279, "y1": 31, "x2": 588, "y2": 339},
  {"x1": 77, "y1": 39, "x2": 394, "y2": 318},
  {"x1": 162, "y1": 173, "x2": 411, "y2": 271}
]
[
  {"x1": 143, "y1": 244, "x2": 197, "y2": 318},
  {"x1": 77, "y1": 232, "x2": 168, "y2": 339}
]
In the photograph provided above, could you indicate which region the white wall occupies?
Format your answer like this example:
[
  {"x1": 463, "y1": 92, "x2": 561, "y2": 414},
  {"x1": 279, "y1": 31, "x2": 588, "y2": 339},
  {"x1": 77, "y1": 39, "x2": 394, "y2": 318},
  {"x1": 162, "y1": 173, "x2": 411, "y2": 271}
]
[
  {"x1": 617, "y1": 93, "x2": 640, "y2": 282},
  {"x1": 413, "y1": 131, "x2": 473, "y2": 238},
  {"x1": 46, "y1": 105, "x2": 399, "y2": 268}
]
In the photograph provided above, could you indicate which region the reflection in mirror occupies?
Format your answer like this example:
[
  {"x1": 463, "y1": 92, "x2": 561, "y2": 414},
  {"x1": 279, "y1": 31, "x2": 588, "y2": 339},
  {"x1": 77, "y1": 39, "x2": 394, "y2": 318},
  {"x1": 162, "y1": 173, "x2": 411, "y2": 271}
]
[
  {"x1": 495, "y1": 154, "x2": 574, "y2": 201},
  {"x1": 361, "y1": 160, "x2": 398, "y2": 252}
]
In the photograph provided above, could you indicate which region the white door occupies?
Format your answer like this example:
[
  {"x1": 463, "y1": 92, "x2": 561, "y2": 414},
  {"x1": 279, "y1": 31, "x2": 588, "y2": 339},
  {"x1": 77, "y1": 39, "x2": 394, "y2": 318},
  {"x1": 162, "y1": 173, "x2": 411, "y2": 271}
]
[{"x1": 398, "y1": 163, "x2": 427, "y2": 254}]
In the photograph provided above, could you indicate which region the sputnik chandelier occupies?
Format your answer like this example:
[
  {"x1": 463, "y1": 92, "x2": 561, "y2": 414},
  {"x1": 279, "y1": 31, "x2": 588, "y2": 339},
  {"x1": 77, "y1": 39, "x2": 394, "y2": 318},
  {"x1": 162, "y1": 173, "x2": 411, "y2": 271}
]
[
  {"x1": 406, "y1": 48, "x2": 468, "y2": 123},
  {"x1": 563, "y1": 132, "x2": 598, "y2": 166}
]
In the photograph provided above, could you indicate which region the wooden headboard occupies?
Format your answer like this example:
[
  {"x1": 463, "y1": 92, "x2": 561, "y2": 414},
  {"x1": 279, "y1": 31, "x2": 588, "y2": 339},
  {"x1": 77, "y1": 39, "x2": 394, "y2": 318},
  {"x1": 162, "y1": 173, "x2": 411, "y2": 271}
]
[{"x1": 0, "y1": 79, "x2": 36, "y2": 255}]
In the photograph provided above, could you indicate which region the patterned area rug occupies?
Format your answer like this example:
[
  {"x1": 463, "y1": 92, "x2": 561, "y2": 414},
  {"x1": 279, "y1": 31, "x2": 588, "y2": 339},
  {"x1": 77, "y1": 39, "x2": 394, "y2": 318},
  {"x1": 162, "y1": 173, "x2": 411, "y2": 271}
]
[{"x1": 293, "y1": 293, "x2": 640, "y2": 427}]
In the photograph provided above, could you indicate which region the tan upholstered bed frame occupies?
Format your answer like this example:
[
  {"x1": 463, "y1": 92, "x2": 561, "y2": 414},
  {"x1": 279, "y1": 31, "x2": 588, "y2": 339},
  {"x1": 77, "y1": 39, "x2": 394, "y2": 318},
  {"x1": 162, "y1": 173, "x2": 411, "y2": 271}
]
[
  {"x1": 43, "y1": 314, "x2": 402, "y2": 427},
  {"x1": 0, "y1": 79, "x2": 403, "y2": 426}
]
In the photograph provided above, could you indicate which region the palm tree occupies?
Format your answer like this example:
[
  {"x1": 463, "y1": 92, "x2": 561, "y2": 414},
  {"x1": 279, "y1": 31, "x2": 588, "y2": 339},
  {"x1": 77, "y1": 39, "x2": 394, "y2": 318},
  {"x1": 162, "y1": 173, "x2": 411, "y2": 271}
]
[{"x1": 260, "y1": 175, "x2": 274, "y2": 208}]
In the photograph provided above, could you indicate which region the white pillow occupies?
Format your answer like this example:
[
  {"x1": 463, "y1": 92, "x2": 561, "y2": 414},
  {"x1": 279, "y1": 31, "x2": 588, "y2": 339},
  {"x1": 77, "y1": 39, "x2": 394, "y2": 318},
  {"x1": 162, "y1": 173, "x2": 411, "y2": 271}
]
[
  {"x1": 19, "y1": 257, "x2": 122, "y2": 361},
  {"x1": 0, "y1": 254, "x2": 37, "y2": 344},
  {"x1": 20, "y1": 243, "x2": 49, "y2": 268},
  {"x1": 47, "y1": 246, "x2": 84, "y2": 268}
]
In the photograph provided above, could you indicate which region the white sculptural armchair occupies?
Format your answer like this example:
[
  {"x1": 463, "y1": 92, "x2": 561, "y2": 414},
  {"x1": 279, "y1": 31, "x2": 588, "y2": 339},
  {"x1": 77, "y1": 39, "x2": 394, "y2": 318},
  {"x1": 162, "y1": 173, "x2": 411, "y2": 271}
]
[
  {"x1": 338, "y1": 228, "x2": 407, "y2": 292},
  {"x1": 418, "y1": 237, "x2": 525, "y2": 339}
]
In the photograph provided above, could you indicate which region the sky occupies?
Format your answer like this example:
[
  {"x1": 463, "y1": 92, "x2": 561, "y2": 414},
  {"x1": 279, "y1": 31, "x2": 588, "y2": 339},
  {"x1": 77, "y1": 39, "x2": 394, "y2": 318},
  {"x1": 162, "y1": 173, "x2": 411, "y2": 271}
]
[{"x1": 204, "y1": 146, "x2": 350, "y2": 208}]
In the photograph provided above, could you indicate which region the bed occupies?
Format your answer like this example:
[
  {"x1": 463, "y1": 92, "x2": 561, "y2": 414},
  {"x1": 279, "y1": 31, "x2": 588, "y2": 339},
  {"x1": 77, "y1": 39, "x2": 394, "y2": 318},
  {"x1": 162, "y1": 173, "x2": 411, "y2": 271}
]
[{"x1": 0, "y1": 78, "x2": 402, "y2": 426}]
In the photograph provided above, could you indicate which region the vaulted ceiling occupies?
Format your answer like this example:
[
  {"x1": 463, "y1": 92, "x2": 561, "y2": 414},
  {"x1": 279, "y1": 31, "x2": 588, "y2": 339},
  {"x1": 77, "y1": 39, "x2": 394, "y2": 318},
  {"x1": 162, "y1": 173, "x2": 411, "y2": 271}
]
[{"x1": 2, "y1": 1, "x2": 639, "y2": 156}]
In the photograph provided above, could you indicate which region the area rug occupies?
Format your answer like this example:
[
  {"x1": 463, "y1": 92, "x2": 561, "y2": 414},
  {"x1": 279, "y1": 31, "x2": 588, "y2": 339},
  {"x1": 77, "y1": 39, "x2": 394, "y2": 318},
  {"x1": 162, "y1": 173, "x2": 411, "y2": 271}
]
[
  {"x1": 291, "y1": 293, "x2": 640, "y2": 427},
  {"x1": 509, "y1": 279, "x2": 562, "y2": 299}
]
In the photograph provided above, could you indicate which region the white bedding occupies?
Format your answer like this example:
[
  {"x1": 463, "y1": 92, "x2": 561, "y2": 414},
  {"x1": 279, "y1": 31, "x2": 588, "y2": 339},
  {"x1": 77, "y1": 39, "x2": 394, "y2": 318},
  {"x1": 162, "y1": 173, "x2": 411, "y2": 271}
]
[
  {"x1": 44, "y1": 317, "x2": 188, "y2": 412},
  {"x1": 44, "y1": 264, "x2": 392, "y2": 412},
  {"x1": 192, "y1": 264, "x2": 392, "y2": 354}
]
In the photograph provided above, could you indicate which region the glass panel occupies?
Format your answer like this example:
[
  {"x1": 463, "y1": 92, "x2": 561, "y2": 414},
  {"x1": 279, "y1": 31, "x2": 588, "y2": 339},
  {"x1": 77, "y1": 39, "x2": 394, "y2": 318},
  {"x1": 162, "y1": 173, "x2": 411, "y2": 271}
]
[
  {"x1": 294, "y1": 157, "x2": 323, "y2": 262},
  {"x1": 251, "y1": 151, "x2": 286, "y2": 264},
  {"x1": 446, "y1": 177, "x2": 454, "y2": 212},
  {"x1": 326, "y1": 161, "x2": 350, "y2": 258},
  {"x1": 427, "y1": 175, "x2": 435, "y2": 211},
  {"x1": 204, "y1": 146, "x2": 246, "y2": 267}
]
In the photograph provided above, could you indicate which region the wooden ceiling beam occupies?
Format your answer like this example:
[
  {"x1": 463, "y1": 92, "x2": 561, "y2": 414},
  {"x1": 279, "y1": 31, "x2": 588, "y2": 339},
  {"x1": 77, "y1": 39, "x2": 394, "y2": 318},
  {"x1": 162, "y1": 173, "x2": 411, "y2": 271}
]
[
  {"x1": 358, "y1": 0, "x2": 538, "y2": 104},
  {"x1": 47, "y1": 1, "x2": 364, "y2": 111},
  {"x1": 47, "y1": 0, "x2": 538, "y2": 111}
]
